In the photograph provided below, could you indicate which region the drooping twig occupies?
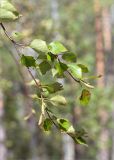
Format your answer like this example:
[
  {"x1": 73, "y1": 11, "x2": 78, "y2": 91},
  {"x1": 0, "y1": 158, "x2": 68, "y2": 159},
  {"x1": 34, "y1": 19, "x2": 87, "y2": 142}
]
[
  {"x1": 57, "y1": 57, "x2": 81, "y2": 84},
  {"x1": 0, "y1": 37, "x2": 25, "y2": 81},
  {"x1": 0, "y1": 23, "x2": 25, "y2": 46},
  {"x1": 67, "y1": 70, "x2": 80, "y2": 83},
  {"x1": 0, "y1": 23, "x2": 40, "y2": 89},
  {"x1": 0, "y1": 23, "x2": 36, "y2": 115},
  {"x1": 45, "y1": 108, "x2": 59, "y2": 129},
  {"x1": 45, "y1": 108, "x2": 72, "y2": 137}
]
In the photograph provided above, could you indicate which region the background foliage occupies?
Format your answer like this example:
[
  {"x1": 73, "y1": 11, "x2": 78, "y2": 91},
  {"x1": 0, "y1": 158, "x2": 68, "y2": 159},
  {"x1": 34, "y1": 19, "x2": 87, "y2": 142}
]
[{"x1": 0, "y1": 0, "x2": 114, "y2": 160}]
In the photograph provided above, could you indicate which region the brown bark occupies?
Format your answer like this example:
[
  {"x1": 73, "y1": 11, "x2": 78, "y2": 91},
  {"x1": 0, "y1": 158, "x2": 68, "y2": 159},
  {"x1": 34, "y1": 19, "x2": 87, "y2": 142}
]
[
  {"x1": 102, "y1": 8, "x2": 112, "y2": 52},
  {"x1": 103, "y1": 5, "x2": 114, "y2": 160},
  {"x1": 94, "y1": 1, "x2": 110, "y2": 160},
  {"x1": 94, "y1": 0, "x2": 105, "y2": 87}
]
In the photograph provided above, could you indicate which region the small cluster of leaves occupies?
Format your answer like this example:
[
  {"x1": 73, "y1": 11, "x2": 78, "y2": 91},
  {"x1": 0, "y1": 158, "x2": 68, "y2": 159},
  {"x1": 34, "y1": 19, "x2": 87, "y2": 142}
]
[
  {"x1": 0, "y1": 0, "x2": 20, "y2": 22},
  {"x1": 43, "y1": 108, "x2": 88, "y2": 146},
  {"x1": 0, "y1": 0, "x2": 99, "y2": 146},
  {"x1": 20, "y1": 38, "x2": 94, "y2": 145}
]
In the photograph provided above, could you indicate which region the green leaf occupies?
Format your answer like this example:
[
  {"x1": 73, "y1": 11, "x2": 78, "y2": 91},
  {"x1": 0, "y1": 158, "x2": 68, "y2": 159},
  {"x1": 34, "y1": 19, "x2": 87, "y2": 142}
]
[
  {"x1": 26, "y1": 79, "x2": 40, "y2": 86},
  {"x1": 57, "y1": 118, "x2": 71, "y2": 131},
  {"x1": 49, "y1": 41, "x2": 67, "y2": 55},
  {"x1": 43, "y1": 118, "x2": 53, "y2": 131},
  {"x1": 52, "y1": 68, "x2": 58, "y2": 77},
  {"x1": 45, "y1": 108, "x2": 57, "y2": 120},
  {"x1": 39, "y1": 61, "x2": 51, "y2": 74},
  {"x1": 75, "y1": 126, "x2": 87, "y2": 137},
  {"x1": 50, "y1": 95, "x2": 67, "y2": 106},
  {"x1": 0, "y1": 8, "x2": 19, "y2": 21},
  {"x1": 0, "y1": 0, "x2": 17, "y2": 12},
  {"x1": 0, "y1": 1, "x2": 20, "y2": 22},
  {"x1": 83, "y1": 75, "x2": 102, "y2": 80},
  {"x1": 20, "y1": 54, "x2": 36, "y2": 67},
  {"x1": 47, "y1": 52, "x2": 56, "y2": 62},
  {"x1": 62, "y1": 52, "x2": 77, "y2": 62},
  {"x1": 37, "y1": 54, "x2": 47, "y2": 60},
  {"x1": 79, "y1": 89, "x2": 91, "y2": 105},
  {"x1": 67, "y1": 127, "x2": 88, "y2": 146},
  {"x1": 30, "y1": 39, "x2": 49, "y2": 53},
  {"x1": 80, "y1": 80, "x2": 94, "y2": 89},
  {"x1": 77, "y1": 64, "x2": 89, "y2": 73},
  {"x1": 55, "y1": 62, "x2": 68, "y2": 77},
  {"x1": 12, "y1": 31, "x2": 23, "y2": 41},
  {"x1": 43, "y1": 82, "x2": 63, "y2": 93},
  {"x1": 74, "y1": 137, "x2": 88, "y2": 146},
  {"x1": 67, "y1": 126, "x2": 75, "y2": 134},
  {"x1": 57, "y1": 118, "x2": 87, "y2": 145},
  {"x1": 68, "y1": 63, "x2": 82, "y2": 79}
]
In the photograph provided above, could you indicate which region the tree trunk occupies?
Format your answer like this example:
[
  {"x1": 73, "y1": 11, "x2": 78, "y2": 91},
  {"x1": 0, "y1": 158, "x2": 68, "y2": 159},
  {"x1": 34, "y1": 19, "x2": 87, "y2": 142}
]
[
  {"x1": 102, "y1": 7, "x2": 113, "y2": 160},
  {"x1": 102, "y1": 8, "x2": 112, "y2": 52},
  {"x1": 94, "y1": 1, "x2": 109, "y2": 160},
  {"x1": 62, "y1": 134, "x2": 75, "y2": 160},
  {"x1": 109, "y1": 4, "x2": 114, "y2": 160},
  {"x1": 50, "y1": 0, "x2": 60, "y2": 40},
  {"x1": 94, "y1": 0, "x2": 105, "y2": 87},
  {"x1": 0, "y1": 90, "x2": 7, "y2": 160}
]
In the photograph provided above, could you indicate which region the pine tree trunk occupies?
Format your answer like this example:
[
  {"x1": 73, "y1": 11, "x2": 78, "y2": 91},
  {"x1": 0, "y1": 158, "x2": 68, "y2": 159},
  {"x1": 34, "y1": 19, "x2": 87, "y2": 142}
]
[
  {"x1": 94, "y1": 0, "x2": 105, "y2": 87},
  {"x1": 102, "y1": 8, "x2": 112, "y2": 52},
  {"x1": 94, "y1": 1, "x2": 109, "y2": 160},
  {"x1": 102, "y1": 7, "x2": 112, "y2": 160},
  {"x1": 108, "y1": 5, "x2": 114, "y2": 160}
]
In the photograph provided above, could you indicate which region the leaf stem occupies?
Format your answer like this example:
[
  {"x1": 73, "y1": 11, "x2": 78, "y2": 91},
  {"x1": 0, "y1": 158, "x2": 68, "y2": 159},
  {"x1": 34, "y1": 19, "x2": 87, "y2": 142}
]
[
  {"x1": 45, "y1": 108, "x2": 72, "y2": 137},
  {"x1": 45, "y1": 108, "x2": 59, "y2": 129},
  {"x1": 67, "y1": 70, "x2": 80, "y2": 83}
]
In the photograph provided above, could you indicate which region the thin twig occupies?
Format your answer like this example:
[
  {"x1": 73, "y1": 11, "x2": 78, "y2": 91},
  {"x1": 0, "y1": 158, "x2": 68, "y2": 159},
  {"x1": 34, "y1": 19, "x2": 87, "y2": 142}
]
[
  {"x1": 0, "y1": 38, "x2": 25, "y2": 80},
  {"x1": 67, "y1": 70, "x2": 80, "y2": 83},
  {"x1": 45, "y1": 108, "x2": 71, "y2": 137},
  {"x1": 0, "y1": 32, "x2": 33, "y2": 115},
  {"x1": 57, "y1": 56, "x2": 81, "y2": 84},
  {"x1": 45, "y1": 108, "x2": 59, "y2": 129},
  {"x1": 0, "y1": 23, "x2": 40, "y2": 89},
  {"x1": 0, "y1": 23, "x2": 25, "y2": 46},
  {"x1": 27, "y1": 68, "x2": 40, "y2": 88}
]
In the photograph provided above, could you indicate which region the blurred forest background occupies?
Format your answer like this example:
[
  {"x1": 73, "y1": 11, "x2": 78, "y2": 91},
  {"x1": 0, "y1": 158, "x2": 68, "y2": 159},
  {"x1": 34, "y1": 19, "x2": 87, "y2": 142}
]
[{"x1": 0, "y1": 0, "x2": 114, "y2": 160}]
